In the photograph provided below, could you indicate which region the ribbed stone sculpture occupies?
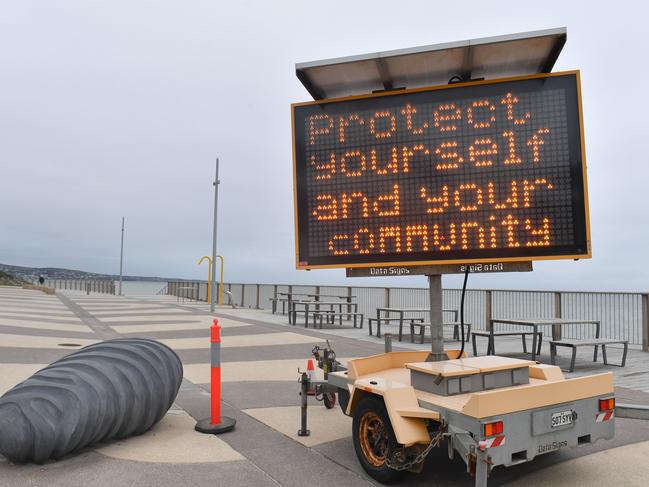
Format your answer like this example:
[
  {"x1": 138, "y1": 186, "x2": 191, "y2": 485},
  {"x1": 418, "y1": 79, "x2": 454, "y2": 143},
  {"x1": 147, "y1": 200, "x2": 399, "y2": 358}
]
[{"x1": 0, "y1": 338, "x2": 183, "y2": 463}]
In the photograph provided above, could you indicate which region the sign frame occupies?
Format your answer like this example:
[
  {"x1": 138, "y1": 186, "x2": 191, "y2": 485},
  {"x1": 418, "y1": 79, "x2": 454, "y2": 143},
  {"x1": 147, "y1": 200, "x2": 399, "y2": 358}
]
[
  {"x1": 345, "y1": 261, "x2": 533, "y2": 278},
  {"x1": 292, "y1": 70, "x2": 591, "y2": 270}
]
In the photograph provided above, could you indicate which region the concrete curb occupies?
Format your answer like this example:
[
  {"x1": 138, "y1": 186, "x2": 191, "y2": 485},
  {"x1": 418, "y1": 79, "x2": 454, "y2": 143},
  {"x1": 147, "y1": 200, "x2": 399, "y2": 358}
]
[{"x1": 617, "y1": 403, "x2": 649, "y2": 420}]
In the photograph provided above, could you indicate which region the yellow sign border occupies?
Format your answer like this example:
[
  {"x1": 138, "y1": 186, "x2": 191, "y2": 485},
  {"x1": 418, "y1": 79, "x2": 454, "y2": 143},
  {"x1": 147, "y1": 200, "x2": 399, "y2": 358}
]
[{"x1": 291, "y1": 70, "x2": 591, "y2": 270}]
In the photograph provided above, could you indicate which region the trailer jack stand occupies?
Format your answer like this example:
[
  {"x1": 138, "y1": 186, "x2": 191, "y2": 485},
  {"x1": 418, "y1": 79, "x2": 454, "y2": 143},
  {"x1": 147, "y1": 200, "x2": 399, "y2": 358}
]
[
  {"x1": 298, "y1": 371, "x2": 310, "y2": 436},
  {"x1": 468, "y1": 445, "x2": 491, "y2": 487}
]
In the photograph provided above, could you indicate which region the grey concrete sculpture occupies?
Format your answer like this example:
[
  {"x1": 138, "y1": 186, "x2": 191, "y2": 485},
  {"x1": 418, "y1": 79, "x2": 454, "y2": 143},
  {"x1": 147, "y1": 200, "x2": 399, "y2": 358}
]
[{"x1": 0, "y1": 338, "x2": 183, "y2": 463}]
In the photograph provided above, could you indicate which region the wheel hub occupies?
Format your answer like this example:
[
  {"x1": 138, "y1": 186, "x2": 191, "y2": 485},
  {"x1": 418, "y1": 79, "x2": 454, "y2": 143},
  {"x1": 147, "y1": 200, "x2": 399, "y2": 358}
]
[{"x1": 359, "y1": 411, "x2": 389, "y2": 467}]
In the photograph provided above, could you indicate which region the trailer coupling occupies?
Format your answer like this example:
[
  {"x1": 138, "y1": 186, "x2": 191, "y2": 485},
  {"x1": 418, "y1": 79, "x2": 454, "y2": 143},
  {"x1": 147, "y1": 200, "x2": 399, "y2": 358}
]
[
  {"x1": 446, "y1": 427, "x2": 493, "y2": 486},
  {"x1": 297, "y1": 341, "x2": 348, "y2": 436}
]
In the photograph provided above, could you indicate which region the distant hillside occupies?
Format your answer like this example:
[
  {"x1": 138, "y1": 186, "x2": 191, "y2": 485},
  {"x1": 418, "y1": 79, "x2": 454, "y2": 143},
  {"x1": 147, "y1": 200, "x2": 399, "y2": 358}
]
[
  {"x1": 0, "y1": 263, "x2": 181, "y2": 283},
  {"x1": 0, "y1": 270, "x2": 29, "y2": 286}
]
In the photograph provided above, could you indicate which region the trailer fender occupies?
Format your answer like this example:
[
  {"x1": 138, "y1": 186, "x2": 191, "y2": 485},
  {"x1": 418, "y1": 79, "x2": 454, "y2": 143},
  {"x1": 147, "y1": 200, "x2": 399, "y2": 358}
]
[{"x1": 348, "y1": 381, "x2": 435, "y2": 446}]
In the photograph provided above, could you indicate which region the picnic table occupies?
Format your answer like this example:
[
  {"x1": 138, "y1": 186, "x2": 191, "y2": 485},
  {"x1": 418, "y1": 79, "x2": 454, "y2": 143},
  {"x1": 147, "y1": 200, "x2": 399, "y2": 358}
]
[
  {"x1": 270, "y1": 292, "x2": 311, "y2": 315},
  {"x1": 275, "y1": 292, "x2": 357, "y2": 322},
  {"x1": 489, "y1": 318, "x2": 601, "y2": 361},
  {"x1": 290, "y1": 300, "x2": 359, "y2": 328},
  {"x1": 373, "y1": 307, "x2": 459, "y2": 341}
]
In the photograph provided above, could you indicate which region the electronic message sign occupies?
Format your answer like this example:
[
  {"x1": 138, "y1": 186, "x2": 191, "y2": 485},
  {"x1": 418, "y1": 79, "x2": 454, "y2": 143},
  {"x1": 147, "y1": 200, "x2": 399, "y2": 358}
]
[{"x1": 292, "y1": 71, "x2": 590, "y2": 269}]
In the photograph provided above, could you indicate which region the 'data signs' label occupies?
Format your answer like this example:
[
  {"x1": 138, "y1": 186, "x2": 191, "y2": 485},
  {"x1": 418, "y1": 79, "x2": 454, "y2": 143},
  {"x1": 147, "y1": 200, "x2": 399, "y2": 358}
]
[{"x1": 292, "y1": 72, "x2": 590, "y2": 269}]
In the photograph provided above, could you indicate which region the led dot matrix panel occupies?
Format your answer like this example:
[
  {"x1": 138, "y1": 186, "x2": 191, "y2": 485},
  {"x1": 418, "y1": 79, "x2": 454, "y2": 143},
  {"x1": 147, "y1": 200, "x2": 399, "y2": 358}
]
[{"x1": 292, "y1": 71, "x2": 590, "y2": 269}]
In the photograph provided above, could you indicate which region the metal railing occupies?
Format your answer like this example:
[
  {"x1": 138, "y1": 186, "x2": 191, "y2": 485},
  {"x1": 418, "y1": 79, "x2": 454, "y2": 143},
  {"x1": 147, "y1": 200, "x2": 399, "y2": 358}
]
[
  {"x1": 165, "y1": 281, "x2": 649, "y2": 349},
  {"x1": 35, "y1": 279, "x2": 116, "y2": 295}
]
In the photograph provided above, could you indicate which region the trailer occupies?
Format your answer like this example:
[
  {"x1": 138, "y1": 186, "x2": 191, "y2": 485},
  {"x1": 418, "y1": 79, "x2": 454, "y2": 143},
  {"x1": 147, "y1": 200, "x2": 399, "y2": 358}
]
[
  {"x1": 300, "y1": 344, "x2": 615, "y2": 486},
  {"x1": 290, "y1": 27, "x2": 613, "y2": 486}
]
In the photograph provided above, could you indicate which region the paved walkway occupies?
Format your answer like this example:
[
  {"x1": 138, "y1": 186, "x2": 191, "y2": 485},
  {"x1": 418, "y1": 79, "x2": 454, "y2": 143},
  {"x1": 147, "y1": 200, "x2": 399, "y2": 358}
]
[{"x1": 0, "y1": 286, "x2": 648, "y2": 486}]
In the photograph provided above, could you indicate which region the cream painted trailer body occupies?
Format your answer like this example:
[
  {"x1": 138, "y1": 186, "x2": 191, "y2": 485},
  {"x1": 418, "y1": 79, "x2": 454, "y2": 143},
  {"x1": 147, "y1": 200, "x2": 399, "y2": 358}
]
[{"x1": 325, "y1": 351, "x2": 615, "y2": 486}]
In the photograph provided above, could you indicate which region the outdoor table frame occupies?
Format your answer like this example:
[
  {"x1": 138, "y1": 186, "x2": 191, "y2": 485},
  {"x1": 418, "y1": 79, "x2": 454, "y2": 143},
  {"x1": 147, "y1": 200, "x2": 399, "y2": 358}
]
[
  {"x1": 291, "y1": 300, "x2": 359, "y2": 328},
  {"x1": 489, "y1": 318, "x2": 601, "y2": 361},
  {"x1": 374, "y1": 308, "x2": 459, "y2": 341},
  {"x1": 271, "y1": 291, "x2": 358, "y2": 323},
  {"x1": 278, "y1": 292, "x2": 357, "y2": 322}
]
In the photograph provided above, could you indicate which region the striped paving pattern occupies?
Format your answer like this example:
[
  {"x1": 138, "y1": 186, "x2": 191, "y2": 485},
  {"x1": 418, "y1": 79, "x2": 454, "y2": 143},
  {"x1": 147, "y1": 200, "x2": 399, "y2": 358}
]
[
  {"x1": 0, "y1": 288, "x2": 246, "y2": 471},
  {"x1": 56, "y1": 294, "x2": 359, "y2": 462},
  {"x1": 0, "y1": 287, "x2": 372, "y2": 487},
  {"x1": 2, "y1": 287, "x2": 649, "y2": 487}
]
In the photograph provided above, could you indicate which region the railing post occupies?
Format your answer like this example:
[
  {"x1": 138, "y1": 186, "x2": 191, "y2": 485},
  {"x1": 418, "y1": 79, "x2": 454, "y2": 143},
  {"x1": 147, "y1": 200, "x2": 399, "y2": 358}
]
[
  {"x1": 241, "y1": 284, "x2": 245, "y2": 307},
  {"x1": 485, "y1": 290, "x2": 492, "y2": 332},
  {"x1": 347, "y1": 286, "x2": 353, "y2": 319},
  {"x1": 255, "y1": 284, "x2": 260, "y2": 309},
  {"x1": 553, "y1": 292, "x2": 562, "y2": 340},
  {"x1": 642, "y1": 293, "x2": 648, "y2": 352}
]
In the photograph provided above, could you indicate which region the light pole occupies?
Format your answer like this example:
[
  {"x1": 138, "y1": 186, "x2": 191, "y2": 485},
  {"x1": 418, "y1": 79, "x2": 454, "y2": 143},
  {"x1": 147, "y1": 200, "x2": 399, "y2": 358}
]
[
  {"x1": 119, "y1": 217, "x2": 125, "y2": 296},
  {"x1": 210, "y1": 159, "x2": 220, "y2": 313}
]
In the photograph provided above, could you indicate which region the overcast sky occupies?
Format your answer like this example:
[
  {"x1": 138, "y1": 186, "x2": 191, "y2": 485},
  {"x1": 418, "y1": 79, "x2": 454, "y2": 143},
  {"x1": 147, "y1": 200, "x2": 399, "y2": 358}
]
[{"x1": 1, "y1": 0, "x2": 647, "y2": 291}]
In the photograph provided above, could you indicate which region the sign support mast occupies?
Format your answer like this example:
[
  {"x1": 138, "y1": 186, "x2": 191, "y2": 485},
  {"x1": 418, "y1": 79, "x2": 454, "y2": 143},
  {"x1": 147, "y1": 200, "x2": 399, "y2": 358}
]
[
  {"x1": 210, "y1": 158, "x2": 220, "y2": 313},
  {"x1": 119, "y1": 217, "x2": 125, "y2": 296},
  {"x1": 428, "y1": 274, "x2": 445, "y2": 361}
]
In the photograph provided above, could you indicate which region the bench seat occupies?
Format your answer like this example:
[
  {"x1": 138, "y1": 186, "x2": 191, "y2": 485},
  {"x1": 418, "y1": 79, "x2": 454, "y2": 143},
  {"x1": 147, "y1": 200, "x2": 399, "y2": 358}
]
[
  {"x1": 472, "y1": 330, "x2": 543, "y2": 356},
  {"x1": 367, "y1": 317, "x2": 424, "y2": 337},
  {"x1": 311, "y1": 311, "x2": 364, "y2": 329},
  {"x1": 408, "y1": 322, "x2": 472, "y2": 344},
  {"x1": 550, "y1": 338, "x2": 628, "y2": 372}
]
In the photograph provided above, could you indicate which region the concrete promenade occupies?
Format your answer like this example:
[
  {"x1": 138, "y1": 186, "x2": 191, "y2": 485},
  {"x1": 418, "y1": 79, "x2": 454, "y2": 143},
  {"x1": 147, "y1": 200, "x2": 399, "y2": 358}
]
[{"x1": 0, "y1": 286, "x2": 648, "y2": 486}]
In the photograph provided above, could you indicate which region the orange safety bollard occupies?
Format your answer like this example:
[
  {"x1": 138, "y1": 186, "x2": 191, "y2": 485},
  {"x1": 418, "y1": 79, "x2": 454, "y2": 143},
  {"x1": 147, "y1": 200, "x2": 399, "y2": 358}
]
[
  {"x1": 195, "y1": 319, "x2": 236, "y2": 434},
  {"x1": 306, "y1": 359, "x2": 316, "y2": 396}
]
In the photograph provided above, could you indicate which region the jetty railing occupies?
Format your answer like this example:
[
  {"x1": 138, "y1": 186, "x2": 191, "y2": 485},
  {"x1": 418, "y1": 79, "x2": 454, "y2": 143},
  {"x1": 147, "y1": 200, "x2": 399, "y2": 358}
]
[
  {"x1": 165, "y1": 281, "x2": 649, "y2": 350},
  {"x1": 35, "y1": 279, "x2": 116, "y2": 295}
]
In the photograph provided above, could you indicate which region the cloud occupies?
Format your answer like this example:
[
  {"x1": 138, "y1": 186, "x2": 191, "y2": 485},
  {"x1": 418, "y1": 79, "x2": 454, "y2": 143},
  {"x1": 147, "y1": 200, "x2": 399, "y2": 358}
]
[{"x1": 0, "y1": 0, "x2": 646, "y2": 292}]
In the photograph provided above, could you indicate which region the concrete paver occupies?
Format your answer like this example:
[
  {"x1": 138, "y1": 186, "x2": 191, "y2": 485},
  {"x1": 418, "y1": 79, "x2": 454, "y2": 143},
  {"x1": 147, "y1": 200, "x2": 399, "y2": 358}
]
[
  {"x1": 244, "y1": 405, "x2": 352, "y2": 447},
  {"x1": 503, "y1": 440, "x2": 649, "y2": 486},
  {"x1": 0, "y1": 318, "x2": 94, "y2": 333},
  {"x1": 159, "y1": 331, "x2": 325, "y2": 350},
  {"x1": 184, "y1": 358, "x2": 343, "y2": 383},
  {"x1": 0, "y1": 363, "x2": 47, "y2": 395},
  {"x1": 0, "y1": 333, "x2": 97, "y2": 349},
  {"x1": 1, "y1": 287, "x2": 648, "y2": 487},
  {"x1": 109, "y1": 319, "x2": 252, "y2": 333},
  {"x1": 96, "y1": 410, "x2": 244, "y2": 463}
]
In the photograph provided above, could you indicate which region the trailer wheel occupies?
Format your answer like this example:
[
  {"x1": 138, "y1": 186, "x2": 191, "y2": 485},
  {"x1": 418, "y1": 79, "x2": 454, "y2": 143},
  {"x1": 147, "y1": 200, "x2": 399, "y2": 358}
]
[
  {"x1": 323, "y1": 392, "x2": 336, "y2": 409},
  {"x1": 352, "y1": 396, "x2": 403, "y2": 484}
]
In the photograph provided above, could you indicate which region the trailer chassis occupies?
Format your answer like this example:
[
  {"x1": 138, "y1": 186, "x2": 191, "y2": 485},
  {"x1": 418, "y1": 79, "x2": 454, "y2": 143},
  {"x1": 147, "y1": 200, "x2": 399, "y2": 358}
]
[{"x1": 297, "y1": 345, "x2": 615, "y2": 486}]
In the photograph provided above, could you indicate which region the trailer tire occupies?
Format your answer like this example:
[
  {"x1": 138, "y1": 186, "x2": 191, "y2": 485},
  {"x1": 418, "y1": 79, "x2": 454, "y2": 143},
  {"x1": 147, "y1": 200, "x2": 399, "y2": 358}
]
[
  {"x1": 323, "y1": 392, "x2": 336, "y2": 409},
  {"x1": 352, "y1": 396, "x2": 403, "y2": 484}
]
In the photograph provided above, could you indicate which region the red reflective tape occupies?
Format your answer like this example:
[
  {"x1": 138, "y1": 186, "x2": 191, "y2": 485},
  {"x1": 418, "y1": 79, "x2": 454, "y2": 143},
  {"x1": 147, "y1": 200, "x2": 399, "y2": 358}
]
[
  {"x1": 210, "y1": 318, "x2": 223, "y2": 425},
  {"x1": 211, "y1": 366, "x2": 221, "y2": 424},
  {"x1": 595, "y1": 411, "x2": 614, "y2": 423},
  {"x1": 478, "y1": 435, "x2": 506, "y2": 450}
]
